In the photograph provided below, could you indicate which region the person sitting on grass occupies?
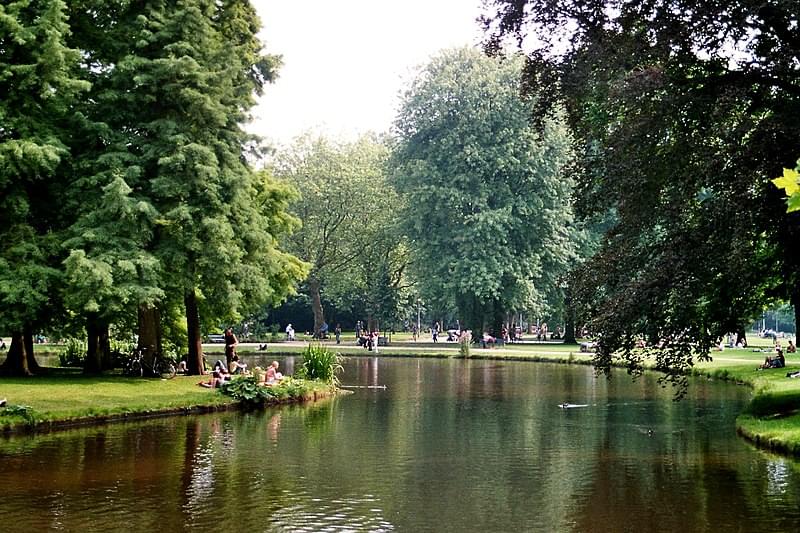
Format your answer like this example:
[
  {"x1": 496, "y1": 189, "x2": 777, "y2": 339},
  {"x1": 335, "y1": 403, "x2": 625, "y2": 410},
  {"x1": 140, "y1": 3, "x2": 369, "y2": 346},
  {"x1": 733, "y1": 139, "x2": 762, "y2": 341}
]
[
  {"x1": 787, "y1": 340, "x2": 796, "y2": 353},
  {"x1": 229, "y1": 354, "x2": 247, "y2": 375},
  {"x1": 759, "y1": 348, "x2": 786, "y2": 370},
  {"x1": 198, "y1": 368, "x2": 227, "y2": 388},
  {"x1": 265, "y1": 361, "x2": 283, "y2": 385}
]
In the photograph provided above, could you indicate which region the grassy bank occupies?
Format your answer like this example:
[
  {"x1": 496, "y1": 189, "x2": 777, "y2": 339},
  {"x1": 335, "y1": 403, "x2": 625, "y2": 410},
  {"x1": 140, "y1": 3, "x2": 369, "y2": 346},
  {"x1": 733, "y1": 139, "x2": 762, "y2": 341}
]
[
  {"x1": 0, "y1": 370, "x2": 333, "y2": 434},
  {"x1": 694, "y1": 358, "x2": 800, "y2": 455}
]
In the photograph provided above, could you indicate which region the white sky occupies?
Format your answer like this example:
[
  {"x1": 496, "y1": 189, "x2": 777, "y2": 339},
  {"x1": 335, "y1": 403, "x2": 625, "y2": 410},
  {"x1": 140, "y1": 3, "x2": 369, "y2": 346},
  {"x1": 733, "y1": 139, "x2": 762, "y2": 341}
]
[{"x1": 249, "y1": 1, "x2": 489, "y2": 147}]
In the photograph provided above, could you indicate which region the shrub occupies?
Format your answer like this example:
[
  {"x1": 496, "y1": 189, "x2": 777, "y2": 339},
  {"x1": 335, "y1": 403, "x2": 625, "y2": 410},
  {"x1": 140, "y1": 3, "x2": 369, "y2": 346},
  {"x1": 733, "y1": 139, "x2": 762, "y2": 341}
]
[
  {"x1": 3, "y1": 405, "x2": 37, "y2": 426},
  {"x1": 58, "y1": 338, "x2": 87, "y2": 367},
  {"x1": 220, "y1": 375, "x2": 313, "y2": 406},
  {"x1": 221, "y1": 375, "x2": 271, "y2": 406},
  {"x1": 109, "y1": 339, "x2": 135, "y2": 369},
  {"x1": 459, "y1": 331, "x2": 472, "y2": 357},
  {"x1": 296, "y1": 343, "x2": 343, "y2": 385},
  {"x1": 270, "y1": 323, "x2": 281, "y2": 342}
]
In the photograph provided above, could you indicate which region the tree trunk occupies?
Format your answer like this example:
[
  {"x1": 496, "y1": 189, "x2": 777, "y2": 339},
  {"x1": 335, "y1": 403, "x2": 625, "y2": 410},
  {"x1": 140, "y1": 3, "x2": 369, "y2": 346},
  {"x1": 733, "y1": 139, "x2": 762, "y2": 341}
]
[
  {"x1": 736, "y1": 329, "x2": 748, "y2": 348},
  {"x1": 0, "y1": 331, "x2": 34, "y2": 376},
  {"x1": 490, "y1": 299, "x2": 504, "y2": 338},
  {"x1": 84, "y1": 314, "x2": 110, "y2": 374},
  {"x1": 185, "y1": 289, "x2": 204, "y2": 375},
  {"x1": 563, "y1": 289, "x2": 577, "y2": 344},
  {"x1": 138, "y1": 304, "x2": 162, "y2": 365},
  {"x1": 458, "y1": 293, "x2": 483, "y2": 343},
  {"x1": 23, "y1": 324, "x2": 41, "y2": 373},
  {"x1": 792, "y1": 290, "x2": 800, "y2": 337},
  {"x1": 308, "y1": 277, "x2": 325, "y2": 338}
]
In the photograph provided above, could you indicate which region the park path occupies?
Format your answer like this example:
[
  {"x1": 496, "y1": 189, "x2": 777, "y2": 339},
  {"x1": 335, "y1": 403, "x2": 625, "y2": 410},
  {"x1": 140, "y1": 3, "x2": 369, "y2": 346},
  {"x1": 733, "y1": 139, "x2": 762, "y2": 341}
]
[{"x1": 236, "y1": 341, "x2": 584, "y2": 358}]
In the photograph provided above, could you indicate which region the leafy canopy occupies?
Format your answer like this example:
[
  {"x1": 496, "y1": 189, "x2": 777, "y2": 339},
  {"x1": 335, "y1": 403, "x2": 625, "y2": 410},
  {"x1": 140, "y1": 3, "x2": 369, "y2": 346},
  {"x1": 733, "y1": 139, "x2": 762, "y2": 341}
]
[{"x1": 393, "y1": 47, "x2": 576, "y2": 330}]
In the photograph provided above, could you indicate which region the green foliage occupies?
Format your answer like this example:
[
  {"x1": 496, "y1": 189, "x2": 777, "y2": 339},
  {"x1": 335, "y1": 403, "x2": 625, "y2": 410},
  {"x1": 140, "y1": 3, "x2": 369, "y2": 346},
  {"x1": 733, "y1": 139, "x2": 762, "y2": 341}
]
[
  {"x1": 485, "y1": 0, "x2": 800, "y2": 387},
  {"x1": 271, "y1": 134, "x2": 405, "y2": 331},
  {"x1": 58, "y1": 0, "x2": 305, "y2": 368},
  {"x1": 220, "y1": 375, "x2": 267, "y2": 406},
  {"x1": 270, "y1": 323, "x2": 281, "y2": 342},
  {"x1": 393, "y1": 47, "x2": 576, "y2": 332},
  {"x1": 2, "y1": 405, "x2": 37, "y2": 426},
  {"x1": 58, "y1": 338, "x2": 87, "y2": 367},
  {"x1": 221, "y1": 375, "x2": 315, "y2": 406},
  {"x1": 0, "y1": 0, "x2": 88, "y2": 343},
  {"x1": 295, "y1": 343, "x2": 343, "y2": 385}
]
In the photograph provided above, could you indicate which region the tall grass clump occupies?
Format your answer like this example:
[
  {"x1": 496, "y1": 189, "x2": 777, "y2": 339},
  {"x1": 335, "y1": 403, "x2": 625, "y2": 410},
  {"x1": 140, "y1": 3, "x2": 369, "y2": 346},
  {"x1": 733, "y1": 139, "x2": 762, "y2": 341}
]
[
  {"x1": 58, "y1": 338, "x2": 87, "y2": 367},
  {"x1": 296, "y1": 343, "x2": 343, "y2": 385},
  {"x1": 459, "y1": 330, "x2": 472, "y2": 358}
]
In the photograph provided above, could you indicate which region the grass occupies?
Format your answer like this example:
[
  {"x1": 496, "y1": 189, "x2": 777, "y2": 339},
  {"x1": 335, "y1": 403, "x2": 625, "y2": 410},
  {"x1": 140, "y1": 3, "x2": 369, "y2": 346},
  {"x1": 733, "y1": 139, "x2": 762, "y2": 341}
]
[
  {"x1": 0, "y1": 369, "x2": 332, "y2": 433},
  {"x1": 0, "y1": 371, "x2": 233, "y2": 431},
  {"x1": 736, "y1": 413, "x2": 800, "y2": 455}
]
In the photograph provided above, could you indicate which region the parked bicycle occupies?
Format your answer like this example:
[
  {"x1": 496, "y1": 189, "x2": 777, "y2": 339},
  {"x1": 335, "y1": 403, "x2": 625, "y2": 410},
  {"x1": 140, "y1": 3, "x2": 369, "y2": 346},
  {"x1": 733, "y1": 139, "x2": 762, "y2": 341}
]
[{"x1": 124, "y1": 347, "x2": 176, "y2": 379}]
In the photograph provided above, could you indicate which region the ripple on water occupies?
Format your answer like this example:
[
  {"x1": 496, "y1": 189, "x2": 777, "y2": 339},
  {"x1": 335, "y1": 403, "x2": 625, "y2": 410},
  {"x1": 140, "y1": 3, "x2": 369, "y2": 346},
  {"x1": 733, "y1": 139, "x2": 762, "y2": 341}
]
[{"x1": 268, "y1": 495, "x2": 395, "y2": 532}]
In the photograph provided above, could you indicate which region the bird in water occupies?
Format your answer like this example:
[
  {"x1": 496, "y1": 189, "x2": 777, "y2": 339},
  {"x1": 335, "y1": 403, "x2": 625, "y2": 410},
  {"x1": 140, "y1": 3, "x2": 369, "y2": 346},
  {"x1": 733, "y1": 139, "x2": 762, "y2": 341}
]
[{"x1": 558, "y1": 402, "x2": 589, "y2": 409}]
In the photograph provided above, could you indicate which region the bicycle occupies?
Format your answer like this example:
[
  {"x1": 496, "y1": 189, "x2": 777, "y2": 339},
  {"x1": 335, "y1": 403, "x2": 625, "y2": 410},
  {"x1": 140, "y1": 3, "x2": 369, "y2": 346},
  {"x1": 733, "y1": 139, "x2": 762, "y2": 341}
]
[{"x1": 124, "y1": 347, "x2": 176, "y2": 379}]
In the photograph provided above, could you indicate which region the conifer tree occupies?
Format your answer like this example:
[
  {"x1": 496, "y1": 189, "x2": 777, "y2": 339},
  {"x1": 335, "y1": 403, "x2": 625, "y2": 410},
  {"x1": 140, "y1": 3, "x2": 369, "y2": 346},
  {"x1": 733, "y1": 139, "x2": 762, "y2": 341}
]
[
  {"x1": 0, "y1": 0, "x2": 89, "y2": 375},
  {"x1": 65, "y1": 0, "x2": 304, "y2": 374}
]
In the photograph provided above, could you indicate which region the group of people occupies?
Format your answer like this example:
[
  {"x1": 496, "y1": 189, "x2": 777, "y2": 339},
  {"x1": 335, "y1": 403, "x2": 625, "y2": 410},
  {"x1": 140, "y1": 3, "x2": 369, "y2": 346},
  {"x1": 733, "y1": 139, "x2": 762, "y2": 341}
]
[
  {"x1": 198, "y1": 357, "x2": 283, "y2": 388},
  {"x1": 197, "y1": 326, "x2": 286, "y2": 388},
  {"x1": 357, "y1": 330, "x2": 381, "y2": 352},
  {"x1": 414, "y1": 322, "x2": 563, "y2": 345},
  {"x1": 758, "y1": 339, "x2": 796, "y2": 370}
]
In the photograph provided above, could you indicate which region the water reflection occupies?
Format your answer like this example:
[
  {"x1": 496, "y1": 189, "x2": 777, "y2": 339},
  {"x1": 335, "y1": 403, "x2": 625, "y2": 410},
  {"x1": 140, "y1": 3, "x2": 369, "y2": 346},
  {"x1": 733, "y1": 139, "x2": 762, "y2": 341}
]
[{"x1": 1, "y1": 358, "x2": 800, "y2": 532}]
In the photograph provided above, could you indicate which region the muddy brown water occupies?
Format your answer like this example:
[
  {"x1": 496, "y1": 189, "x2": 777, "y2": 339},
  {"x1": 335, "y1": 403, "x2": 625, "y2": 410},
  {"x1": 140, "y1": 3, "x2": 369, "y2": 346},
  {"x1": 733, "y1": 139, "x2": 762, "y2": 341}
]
[{"x1": 2, "y1": 357, "x2": 800, "y2": 532}]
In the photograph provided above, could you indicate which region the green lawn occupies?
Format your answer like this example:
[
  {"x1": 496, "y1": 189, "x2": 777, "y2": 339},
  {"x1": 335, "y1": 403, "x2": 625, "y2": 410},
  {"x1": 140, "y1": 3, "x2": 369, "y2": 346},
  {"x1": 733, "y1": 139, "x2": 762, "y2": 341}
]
[
  {"x1": 0, "y1": 370, "x2": 333, "y2": 433},
  {"x1": 0, "y1": 372, "x2": 235, "y2": 431}
]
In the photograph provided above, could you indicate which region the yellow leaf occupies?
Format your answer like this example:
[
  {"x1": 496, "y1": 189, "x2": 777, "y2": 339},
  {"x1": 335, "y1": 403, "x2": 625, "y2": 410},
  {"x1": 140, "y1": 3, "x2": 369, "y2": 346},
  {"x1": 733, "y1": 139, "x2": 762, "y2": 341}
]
[{"x1": 772, "y1": 168, "x2": 800, "y2": 195}]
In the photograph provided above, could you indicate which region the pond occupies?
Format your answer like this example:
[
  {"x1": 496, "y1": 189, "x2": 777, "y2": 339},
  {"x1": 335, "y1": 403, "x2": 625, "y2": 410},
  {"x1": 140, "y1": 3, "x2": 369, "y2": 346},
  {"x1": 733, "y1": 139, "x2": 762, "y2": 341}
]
[{"x1": 2, "y1": 357, "x2": 800, "y2": 532}]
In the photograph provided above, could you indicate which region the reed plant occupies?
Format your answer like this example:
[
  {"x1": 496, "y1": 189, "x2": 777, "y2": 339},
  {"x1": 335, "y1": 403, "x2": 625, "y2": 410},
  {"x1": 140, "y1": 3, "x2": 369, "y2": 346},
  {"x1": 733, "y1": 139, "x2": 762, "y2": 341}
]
[
  {"x1": 459, "y1": 331, "x2": 472, "y2": 358},
  {"x1": 296, "y1": 343, "x2": 343, "y2": 385}
]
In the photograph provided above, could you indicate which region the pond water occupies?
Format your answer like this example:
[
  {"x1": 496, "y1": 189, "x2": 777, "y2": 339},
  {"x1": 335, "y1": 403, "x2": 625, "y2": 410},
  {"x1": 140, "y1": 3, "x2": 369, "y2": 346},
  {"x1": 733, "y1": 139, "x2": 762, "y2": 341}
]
[{"x1": 2, "y1": 357, "x2": 800, "y2": 532}]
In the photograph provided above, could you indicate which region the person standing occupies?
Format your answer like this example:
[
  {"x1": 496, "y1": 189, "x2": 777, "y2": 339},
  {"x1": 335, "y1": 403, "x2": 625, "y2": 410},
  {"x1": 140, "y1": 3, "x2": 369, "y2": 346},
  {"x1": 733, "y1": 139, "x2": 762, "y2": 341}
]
[
  {"x1": 224, "y1": 327, "x2": 238, "y2": 371},
  {"x1": 432, "y1": 321, "x2": 440, "y2": 343},
  {"x1": 335, "y1": 324, "x2": 342, "y2": 344},
  {"x1": 285, "y1": 323, "x2": 295, "y2": 341}
]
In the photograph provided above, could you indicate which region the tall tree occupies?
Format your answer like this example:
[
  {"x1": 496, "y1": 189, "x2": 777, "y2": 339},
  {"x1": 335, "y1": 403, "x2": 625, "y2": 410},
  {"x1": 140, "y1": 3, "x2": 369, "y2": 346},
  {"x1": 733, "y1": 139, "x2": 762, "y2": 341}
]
[
  {"x1": 62, "y1": 177, "x2": 163, "y2": 372},
  {"x1": 0, "y1": 0, "x2": 89, "y2": 375},
  {"x1": 272, "y1": 134, "x2": 393, "y2": 335},
  {"x1": 485, "y1": 0, "x2": 800, "y2": 388},
  {"x1": 65, "y1": 0, "x2": 304, "y2": 374},
  {"x1": 393, "y1": 47, "x2": 575, "y2": 336}
]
